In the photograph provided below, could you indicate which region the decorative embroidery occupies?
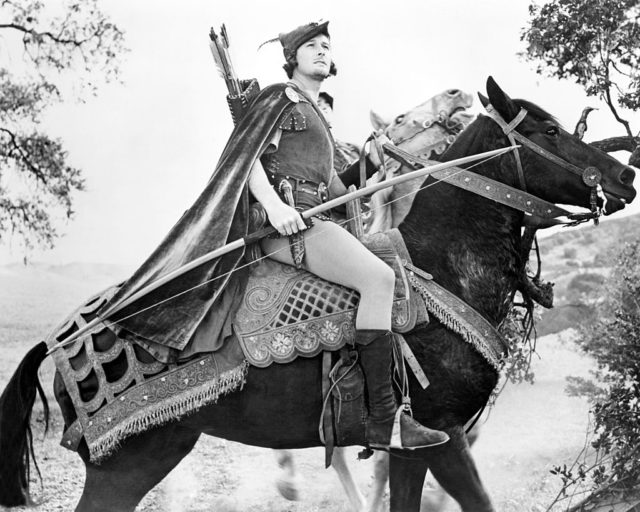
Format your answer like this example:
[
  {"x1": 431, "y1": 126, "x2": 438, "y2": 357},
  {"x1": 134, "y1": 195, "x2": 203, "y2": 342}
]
[
  {"x1": 234, "y1": 231, "x2": 419, "y2": 367},
  {"x1": 47, "y1": 287, "x2": 248, "y2": 463}
]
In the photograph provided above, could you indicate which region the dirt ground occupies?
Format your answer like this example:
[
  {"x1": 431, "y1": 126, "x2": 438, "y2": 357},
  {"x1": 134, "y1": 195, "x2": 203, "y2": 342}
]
[{"x1": 0, "y1": 264, "x2": 597, "y2": 511}]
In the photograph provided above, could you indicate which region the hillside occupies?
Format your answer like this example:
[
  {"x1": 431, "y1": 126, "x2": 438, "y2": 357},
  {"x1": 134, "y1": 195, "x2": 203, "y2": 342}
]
[{"x1": 532, "y1": 212, "x2": 640, "y2": 335}]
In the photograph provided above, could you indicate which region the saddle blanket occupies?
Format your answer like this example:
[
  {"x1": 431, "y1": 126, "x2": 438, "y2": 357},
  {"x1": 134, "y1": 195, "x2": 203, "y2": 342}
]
[
  {"x1": 47, "y1": 287, "x2": 248, "y2": 463},
  {"x1": 233, "y1": 229, "x2": 429, "y2": 367}
]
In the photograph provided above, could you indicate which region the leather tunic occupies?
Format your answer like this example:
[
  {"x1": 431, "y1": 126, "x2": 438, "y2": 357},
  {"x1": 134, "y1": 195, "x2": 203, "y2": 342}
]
[{"x1": 260, "y1": 89, "x2": 337, "y2": 210}]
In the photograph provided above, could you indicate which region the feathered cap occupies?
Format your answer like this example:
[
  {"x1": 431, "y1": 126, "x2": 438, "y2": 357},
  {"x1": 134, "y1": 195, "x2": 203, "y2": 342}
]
[{"x1": 260, "y1": 21, "x2": 330, "y2": 60}]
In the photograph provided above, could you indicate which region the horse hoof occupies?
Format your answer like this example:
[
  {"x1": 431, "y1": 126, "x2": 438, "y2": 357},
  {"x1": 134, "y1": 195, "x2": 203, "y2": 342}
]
[{"x1": 275, "y1": 477, "x2": 300, "y2": 501}]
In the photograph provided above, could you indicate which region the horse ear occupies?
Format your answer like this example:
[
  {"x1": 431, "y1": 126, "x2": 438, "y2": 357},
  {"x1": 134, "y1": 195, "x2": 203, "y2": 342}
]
[
  {"x1": 478, "y1": 92, "x2": 490, "y2": 108},
  {"x1": 370, "y1": 110, "x2": 391, "y2": 131},
  {"x1": 486, "y1": 76, "x2": 518, "y2": 121}
]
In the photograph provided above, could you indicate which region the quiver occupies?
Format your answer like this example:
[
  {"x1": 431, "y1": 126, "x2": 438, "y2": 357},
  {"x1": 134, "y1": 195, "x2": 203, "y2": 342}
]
[{"x1": 227, "y1": 78, "x2": 261, "y2": 125}]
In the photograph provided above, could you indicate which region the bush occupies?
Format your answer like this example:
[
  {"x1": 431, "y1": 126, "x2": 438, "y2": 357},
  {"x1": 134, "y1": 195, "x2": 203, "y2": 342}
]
[
  {"x1": 557, "y1": 240, "x2": 640, "y2": 505},
  {"x1": 567, "y1": 272, "x2": 606, "y2": 297}
]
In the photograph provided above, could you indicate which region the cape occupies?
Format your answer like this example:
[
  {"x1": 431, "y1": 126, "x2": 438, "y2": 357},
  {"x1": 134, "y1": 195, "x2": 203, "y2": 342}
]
[{"x1": 99, "y1": 84, "x2": 297, "y2": 352}]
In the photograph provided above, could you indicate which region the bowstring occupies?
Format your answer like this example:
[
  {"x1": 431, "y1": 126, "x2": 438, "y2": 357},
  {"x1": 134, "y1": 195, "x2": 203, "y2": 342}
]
[{"x1": 99, "y1": 152, "x2": 505, "y2": 328}]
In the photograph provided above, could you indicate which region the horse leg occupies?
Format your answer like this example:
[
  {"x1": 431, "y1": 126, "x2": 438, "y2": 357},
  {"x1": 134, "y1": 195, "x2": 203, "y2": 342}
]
[
  {"x1": 274, "y1": 449, "x2": 300, "y2": 501},
  {"x1": 424, "y1": 426, "x2": 494, "y2": 512},
  {"x1": 388, "y1": 450, "x2": 429, "y2": 512},
  {"x1": 422, "y1": 420, "x2": 483, "y2": 511},
  {"x1": 330, "y1": 447, "x2": 366, "y2": 511},
  {"x1": 365, "y1": 451, "x2": 389, "y2": 512},
  {"x1": 75, "y1": 423, "x2": 200, "y2": 512}
]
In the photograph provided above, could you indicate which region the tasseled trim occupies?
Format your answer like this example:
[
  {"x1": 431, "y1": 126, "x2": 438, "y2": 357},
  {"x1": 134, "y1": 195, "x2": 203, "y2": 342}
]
[
  {"x1": 408, "y1": 275, "x2": 506, "y2": 371},
  {"x1": 88, "y1": 361, "x2": 249, "y2": 463}
]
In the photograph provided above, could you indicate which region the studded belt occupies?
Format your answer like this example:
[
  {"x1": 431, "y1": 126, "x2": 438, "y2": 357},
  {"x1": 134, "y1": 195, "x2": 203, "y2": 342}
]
[{"x1": 270, "y1": 174, "x2": 329, "y2": 210}]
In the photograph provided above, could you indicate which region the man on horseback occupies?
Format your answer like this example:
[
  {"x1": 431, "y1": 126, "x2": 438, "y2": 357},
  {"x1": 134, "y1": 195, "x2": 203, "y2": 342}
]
[
  {"x1": 97, "y1": 20, "x2": 447, "y2": 452},
  {"x1": 244, "y1": 20, "x2": 448, "y2": 450}
]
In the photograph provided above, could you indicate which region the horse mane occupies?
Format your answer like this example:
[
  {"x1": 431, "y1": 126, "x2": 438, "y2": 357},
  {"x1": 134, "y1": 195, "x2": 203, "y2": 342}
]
[
  {"x1": 438, "y1": 98, "x2": 563, "y2": 164},
  {"x1": 512, "y1": 98, "x2": 562, "y2": 128}
]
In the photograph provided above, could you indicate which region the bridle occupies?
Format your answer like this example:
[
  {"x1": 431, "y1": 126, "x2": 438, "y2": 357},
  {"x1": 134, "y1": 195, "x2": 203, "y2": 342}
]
[
  {"x1": 359, "y1": 110, "x2": 467, "y2": 189},
  {"x1": 387, "y1": 110, "x2": 467, "y2": 147},
  {"x1": 370, "y1": 101, "x2": 604, "y2": 227},
  {"x1": 484, "y1": 104, "x2": 603, "y2": 225}
]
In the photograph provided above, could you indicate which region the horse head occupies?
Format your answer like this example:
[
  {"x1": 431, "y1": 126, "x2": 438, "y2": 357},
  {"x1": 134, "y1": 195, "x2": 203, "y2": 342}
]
[
  {"x1": 475, "y1": 76, "x2": 636, "y2": 217},
  {"x1": 371, "y1": 89, "x2": 474, "y2": 158},
  {"x1": 367, "y1": 89, "x2": 475, "y2": 233}
]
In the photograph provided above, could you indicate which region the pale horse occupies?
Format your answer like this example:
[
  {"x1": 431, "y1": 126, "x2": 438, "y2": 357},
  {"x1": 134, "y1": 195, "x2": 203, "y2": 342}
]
[{"x1": 274, "y1": 88, "x2": 476, "y2": 512}]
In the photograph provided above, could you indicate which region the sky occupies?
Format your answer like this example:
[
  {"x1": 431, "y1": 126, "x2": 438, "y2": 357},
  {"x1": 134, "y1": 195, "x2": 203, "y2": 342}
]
[{"x1": 1, "y1": 0, "x2": 639, "y2": 266}]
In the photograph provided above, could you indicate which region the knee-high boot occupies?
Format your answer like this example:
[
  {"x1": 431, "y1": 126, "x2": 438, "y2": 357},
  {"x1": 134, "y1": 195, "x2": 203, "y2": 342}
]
[{"x1": 356, "y1": 330, "x2": 449, "y2": 450}]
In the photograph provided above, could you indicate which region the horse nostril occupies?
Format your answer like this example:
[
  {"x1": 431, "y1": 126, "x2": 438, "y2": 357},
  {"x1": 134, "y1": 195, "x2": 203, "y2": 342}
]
[
  {"x1": 447, "y1": 89, "x2": 461, "y2": 96},
  {"x1": 620, "y1": 166, "x2": 636, "y2": 185}
]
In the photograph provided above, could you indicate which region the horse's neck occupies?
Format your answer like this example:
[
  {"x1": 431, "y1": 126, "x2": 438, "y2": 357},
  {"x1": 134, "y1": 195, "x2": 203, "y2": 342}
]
[{"x1": 399, "y1": 119, "x2": 524, "y2": 324}]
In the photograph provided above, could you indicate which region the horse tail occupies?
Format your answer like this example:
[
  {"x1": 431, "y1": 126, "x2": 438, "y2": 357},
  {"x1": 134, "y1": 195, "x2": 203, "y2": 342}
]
[{"x1": 0, "y1": 341, "x2": 50, "y2": 507}]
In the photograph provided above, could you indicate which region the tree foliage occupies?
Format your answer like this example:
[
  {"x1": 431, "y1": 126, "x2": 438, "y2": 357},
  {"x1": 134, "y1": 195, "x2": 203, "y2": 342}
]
[
  {"x1": 521, "y1": 0, "x2": 640, "y2": 165},
  {"x1": 0, "y1": 0, "x2": 126, "y2": 250}
]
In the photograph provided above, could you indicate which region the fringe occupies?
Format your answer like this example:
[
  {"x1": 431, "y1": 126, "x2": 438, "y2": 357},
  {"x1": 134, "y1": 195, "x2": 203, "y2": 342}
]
[
  {"x1": 409, "y1": 275, "x2": 504, "y2": 371},
  {"x1": 88, "y1": 361, "x2": 249, "y2": 463}
]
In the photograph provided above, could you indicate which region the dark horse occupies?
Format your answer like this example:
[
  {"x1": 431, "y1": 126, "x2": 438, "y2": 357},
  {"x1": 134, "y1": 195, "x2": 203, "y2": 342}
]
[{"x1": 0, "y1": 78, "x2": 636, "y2": 511}]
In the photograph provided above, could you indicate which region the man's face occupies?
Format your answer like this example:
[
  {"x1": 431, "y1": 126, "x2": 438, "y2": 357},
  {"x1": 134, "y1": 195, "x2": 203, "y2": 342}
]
[
  {"x1": 317, "y1": 96, "x2": 333, "y2": 125},
  {"x1": 294, "y1": 34, "x2": 331, "y2": 81}
]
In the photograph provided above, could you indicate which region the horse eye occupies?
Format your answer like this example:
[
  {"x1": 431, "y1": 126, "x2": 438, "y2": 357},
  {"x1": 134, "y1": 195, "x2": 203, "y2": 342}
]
[
  {"x1": 395, "y1": 115, "x2": 405, "y2": 125},
  {"x1": 546, "y1": 126, "x2": 559, "y2": 137}
]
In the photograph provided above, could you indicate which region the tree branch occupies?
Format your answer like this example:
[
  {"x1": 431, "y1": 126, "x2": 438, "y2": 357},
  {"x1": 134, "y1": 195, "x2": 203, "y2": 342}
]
[
  {"x1": 0, "y1": 127, "x2": 49, "y2": 184},
  {"x1": 0, "y1": 22, "x2": 90, "y2": 47},
  {"x1": 603, "y1": 68, "x2": 635, "y2": 139},
  {"x1": 590, "y1": 136, "x2": 640, "y2": 153}
]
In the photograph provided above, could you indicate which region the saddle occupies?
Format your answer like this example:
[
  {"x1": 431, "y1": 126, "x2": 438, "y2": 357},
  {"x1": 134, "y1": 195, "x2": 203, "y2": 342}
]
[{"x1": 233, "y1": 228, "x2": 429, "y2": 367}]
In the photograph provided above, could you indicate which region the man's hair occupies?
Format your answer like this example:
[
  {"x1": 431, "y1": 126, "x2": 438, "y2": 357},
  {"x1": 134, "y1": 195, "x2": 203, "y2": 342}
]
[{"x1": 283, "y1": 56, "x2": 338, "y2": 79}]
